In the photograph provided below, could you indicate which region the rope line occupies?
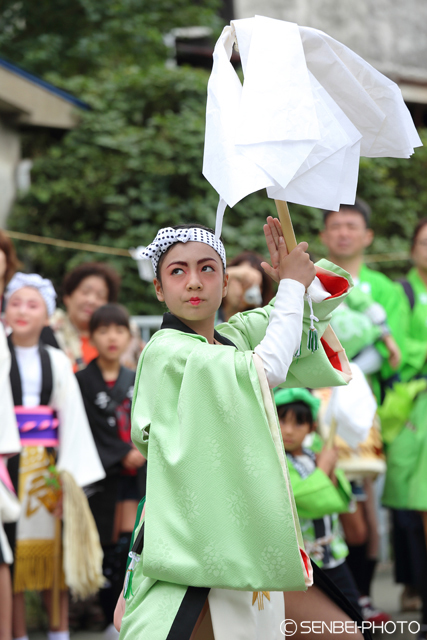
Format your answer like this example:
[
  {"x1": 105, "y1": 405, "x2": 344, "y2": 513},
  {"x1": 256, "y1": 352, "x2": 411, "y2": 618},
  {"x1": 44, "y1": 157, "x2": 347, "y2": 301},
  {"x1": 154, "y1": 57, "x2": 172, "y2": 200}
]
[
  {"x1": 4, "y1": 230, "x2": 131, "y2": 257},
  {"x1": 3, "y1": 229, "x2": 410, "y2": 263}
]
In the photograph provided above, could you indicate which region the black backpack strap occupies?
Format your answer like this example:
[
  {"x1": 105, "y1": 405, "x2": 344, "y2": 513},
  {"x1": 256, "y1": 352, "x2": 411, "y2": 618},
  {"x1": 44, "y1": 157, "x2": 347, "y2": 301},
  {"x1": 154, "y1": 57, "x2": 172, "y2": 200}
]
[{"x1": 399, "y1": 279, "x2": 415, "y2": 311}]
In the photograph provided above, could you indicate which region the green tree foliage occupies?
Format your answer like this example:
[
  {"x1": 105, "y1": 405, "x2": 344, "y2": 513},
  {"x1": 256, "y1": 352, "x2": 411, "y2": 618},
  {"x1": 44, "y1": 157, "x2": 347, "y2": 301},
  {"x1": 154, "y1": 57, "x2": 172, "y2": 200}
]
[
  {"x1": 0, "y1": 0, "x2": 221, "y2": 74},
  {"x1": 3, "y1": 1, "x2": 427, "y2": 314}
]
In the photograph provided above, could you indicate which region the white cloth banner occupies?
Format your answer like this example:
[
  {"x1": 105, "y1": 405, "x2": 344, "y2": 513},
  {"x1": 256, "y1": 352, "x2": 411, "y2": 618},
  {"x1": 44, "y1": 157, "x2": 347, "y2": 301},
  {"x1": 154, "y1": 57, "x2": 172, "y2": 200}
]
[
  {"x1": 325, "y1": 363, "x2": 377, "y2": 448},
  {"x1": 203, "y1": 15, "x2": 422, "y2": 235}
]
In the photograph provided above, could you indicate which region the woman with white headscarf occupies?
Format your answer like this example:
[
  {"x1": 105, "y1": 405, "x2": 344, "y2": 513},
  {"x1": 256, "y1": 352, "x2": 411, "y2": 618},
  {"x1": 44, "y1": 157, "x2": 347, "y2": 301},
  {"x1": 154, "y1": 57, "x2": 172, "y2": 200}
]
[{"x1": 3, "y1": 272, "x2": 105, "y2": 640}]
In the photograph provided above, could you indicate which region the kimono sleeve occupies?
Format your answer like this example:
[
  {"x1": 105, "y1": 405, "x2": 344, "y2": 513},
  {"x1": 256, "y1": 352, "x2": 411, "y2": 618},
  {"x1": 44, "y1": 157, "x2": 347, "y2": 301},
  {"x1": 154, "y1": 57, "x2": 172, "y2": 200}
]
[
  {"x1": 48, "y1": 347, "x2": 105, "y2": 487},
  {"x1": 218, "y1": 259, "x2": 353, "y2": 389}
]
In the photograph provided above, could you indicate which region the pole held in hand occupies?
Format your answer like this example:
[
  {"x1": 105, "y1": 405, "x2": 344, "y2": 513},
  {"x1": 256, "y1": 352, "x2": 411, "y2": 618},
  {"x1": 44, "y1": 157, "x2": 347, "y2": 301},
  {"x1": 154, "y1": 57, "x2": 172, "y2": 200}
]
[{"x1": 275, "y1": 200, "x2": 297, "y2": 252}]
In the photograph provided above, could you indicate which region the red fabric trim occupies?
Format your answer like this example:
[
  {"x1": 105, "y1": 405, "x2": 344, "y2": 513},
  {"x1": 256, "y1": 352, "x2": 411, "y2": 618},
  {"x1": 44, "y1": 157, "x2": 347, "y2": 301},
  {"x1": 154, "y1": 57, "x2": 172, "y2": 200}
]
[
  {"x1": 316, "y1": 271, "x2": 349, "y2": 299},
  {"x1": 300, "y1": 547, "x2": 311, "y2": 576},
  {"x1": 321, "y1": 338, "x2": 343, "y2": 372}
]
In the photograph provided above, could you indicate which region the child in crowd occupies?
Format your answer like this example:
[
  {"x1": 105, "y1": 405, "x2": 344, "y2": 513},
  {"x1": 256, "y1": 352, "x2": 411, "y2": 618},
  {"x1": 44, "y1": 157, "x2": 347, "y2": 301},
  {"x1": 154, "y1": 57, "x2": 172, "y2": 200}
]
[
  {"x1": 76, "y1": 304, "x2": 145, "y2": 635},
  {"x1": 3, "y1": 273, "x2": 105, "y2": 640},
  {"x1": 274, "y1": 387, "x2": 362, "y2": 615},
  {"x1": 113, "y1": 219, "x2": 369, "y2": 640}
]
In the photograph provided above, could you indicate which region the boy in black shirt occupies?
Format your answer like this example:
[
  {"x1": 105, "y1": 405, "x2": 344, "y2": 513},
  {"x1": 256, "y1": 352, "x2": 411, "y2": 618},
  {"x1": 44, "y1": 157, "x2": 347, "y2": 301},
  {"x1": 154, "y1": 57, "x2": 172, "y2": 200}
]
[{"x1": 76, "y1": 304, "x2": 145, "y2": 634}]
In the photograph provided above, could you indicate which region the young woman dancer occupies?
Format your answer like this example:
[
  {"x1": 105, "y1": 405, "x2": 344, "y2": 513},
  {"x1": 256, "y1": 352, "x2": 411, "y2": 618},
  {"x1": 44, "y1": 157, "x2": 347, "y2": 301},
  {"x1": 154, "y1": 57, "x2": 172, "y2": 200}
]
[{"x1": 116, "y1": 218, "x2": 362, "y2": 640}]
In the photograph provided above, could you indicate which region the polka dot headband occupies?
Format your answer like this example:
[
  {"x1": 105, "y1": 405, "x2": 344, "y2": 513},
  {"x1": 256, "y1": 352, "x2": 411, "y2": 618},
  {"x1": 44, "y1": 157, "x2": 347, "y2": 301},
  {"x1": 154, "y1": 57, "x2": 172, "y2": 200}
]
[{"x1": 137, "y1": 227, "x2": 226, "y2": 276}]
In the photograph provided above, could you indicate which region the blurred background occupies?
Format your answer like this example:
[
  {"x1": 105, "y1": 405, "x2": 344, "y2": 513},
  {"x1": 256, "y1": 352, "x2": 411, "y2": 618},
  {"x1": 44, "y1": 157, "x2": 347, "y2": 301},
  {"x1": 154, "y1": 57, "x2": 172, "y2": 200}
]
[{"x1": 0, "y1": 0, "x2": 426, "y2": 317}]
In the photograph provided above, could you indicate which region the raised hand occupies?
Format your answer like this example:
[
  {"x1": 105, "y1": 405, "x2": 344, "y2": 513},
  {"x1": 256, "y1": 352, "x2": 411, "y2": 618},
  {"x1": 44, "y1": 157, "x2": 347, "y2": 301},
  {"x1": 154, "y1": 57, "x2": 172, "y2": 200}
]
[
  {"x1": 261, "y1": 216, "x2": 316, "y2": 289},
  {"x1": 260, "y1": 217, "x2": 285, "y2": 283}
]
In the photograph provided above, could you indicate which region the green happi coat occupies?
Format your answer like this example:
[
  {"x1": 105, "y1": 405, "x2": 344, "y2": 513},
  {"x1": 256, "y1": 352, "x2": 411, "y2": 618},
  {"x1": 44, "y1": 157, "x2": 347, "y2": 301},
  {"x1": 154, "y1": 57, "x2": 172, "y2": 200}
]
[
  {"x1": 380, "y1": 268, "x2": 427, "y2": 511},
  {"x1": 357, "y1": 264, "x2": 411, "y2": 400},
  {"x1": 288, "y1": 465, "x2": 352, "y2": 521},
  {"x1": 287, "y1": 461, "x2": 351, "y2": 568},
  {"x1": 121, "y1": 261, "x2": 351, "y2": 638},
  {"x1": 399, "y1": 268, "x2": 427, "y2": 381},
  {"x1": 381, "y1": 384, "x2": 427, "y2": 510}
]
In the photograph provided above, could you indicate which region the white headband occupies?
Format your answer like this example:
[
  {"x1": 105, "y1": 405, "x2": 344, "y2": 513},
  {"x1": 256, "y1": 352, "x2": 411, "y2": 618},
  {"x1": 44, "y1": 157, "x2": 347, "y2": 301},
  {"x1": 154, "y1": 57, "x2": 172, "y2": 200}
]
[
  {"x1": 137, "y1": 227, "x2": 227, "y2": 276},
  {"x1": 6, "y1": 272, "x2": 57, "y2": 317}
]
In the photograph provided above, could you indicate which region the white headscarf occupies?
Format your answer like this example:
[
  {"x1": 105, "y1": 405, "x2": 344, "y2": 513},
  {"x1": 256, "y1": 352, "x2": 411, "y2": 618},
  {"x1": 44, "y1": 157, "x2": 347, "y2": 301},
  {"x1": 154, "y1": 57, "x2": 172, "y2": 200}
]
[
  {"x1": 137, "y1": 227, "x2": 226, "y2": 276},
  {"x1": 5, "y1": 272, "x2": 57, "y2": 317}
]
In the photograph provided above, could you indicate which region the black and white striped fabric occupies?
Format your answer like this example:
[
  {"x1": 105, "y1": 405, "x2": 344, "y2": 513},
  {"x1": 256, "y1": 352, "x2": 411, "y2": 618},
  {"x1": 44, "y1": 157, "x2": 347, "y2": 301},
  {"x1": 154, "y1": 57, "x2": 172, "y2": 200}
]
[{"x1": 137, "y1": 227, "x2": 226, "y2": 276}]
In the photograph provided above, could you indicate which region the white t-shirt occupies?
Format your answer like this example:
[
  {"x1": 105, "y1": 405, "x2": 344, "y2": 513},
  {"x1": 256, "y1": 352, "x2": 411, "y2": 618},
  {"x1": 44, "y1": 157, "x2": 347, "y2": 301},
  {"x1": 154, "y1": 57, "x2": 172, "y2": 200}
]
[{"x1": 14, "y1": 345, "x2": 42, "y2": 407}]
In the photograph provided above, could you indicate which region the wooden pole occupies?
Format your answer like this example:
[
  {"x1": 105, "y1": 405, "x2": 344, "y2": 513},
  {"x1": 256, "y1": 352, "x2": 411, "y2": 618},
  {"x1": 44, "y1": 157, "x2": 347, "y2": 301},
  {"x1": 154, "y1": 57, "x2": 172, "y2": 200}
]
[
  {"x1": 275, "y1": 200, "x2": 297, "y2": 251},
  {"x1": 51, "y1": 517, "x2": 62, "y2": 628},
  {"x1": 326, "y1": 417, "x2": 338, "y2": 449}
]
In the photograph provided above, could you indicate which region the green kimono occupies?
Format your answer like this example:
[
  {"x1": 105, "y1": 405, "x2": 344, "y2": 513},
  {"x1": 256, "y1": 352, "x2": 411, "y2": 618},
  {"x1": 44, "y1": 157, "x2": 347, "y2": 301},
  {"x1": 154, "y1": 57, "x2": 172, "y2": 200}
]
[
  {"x1": 121, "y1": 261, "x2": 351, "y2": 639},
  {"x1": 399, "y1": 268, "x2": 427, "y2": 381}
]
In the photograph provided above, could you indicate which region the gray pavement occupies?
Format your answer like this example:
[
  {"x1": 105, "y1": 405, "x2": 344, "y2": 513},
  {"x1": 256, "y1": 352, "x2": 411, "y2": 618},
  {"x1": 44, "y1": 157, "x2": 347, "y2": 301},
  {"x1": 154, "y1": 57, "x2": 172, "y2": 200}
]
[
  {"x1": 371, "y1": 564, "x2": 421, "y2": 639},
  {"x1": 28, "y1": 564, "x2": 422, "y2": 639}
]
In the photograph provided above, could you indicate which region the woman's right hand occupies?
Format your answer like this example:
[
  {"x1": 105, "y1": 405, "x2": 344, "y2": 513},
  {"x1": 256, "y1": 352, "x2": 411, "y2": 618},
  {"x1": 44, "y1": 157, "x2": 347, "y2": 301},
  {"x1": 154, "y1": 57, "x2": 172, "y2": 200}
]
[{"x1": 261, "y1": 217, "x2": 315, "y2": 288}]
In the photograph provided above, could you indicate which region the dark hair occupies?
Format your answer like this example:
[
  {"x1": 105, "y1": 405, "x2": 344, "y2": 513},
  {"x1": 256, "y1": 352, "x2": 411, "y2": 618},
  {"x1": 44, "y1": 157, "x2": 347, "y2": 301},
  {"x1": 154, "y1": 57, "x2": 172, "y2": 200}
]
[
  {"x1": 323, "y1": 198, "x2": 372, "y2": 227},
  {"x1": 62, "y1": 262, "x2": 121, "y2": 302},
  {"x1": 411, "y1": 218, "x2": 427, "y2": 251},
  {"x1": 89, "y1": 303, "x2": 130, "y2": 335},
  {"x1": 0, "y1": 231, "x2": 20, "y2": 285},
  {"x1": 227, "y1": 251, "x2": 273, "y2": 306},
  {"x1": 276, "y1": 401, "x2": 314, "y2": 430},
  {"x1": 156, "y1": 223, "x2": 224, "y2": 283}
]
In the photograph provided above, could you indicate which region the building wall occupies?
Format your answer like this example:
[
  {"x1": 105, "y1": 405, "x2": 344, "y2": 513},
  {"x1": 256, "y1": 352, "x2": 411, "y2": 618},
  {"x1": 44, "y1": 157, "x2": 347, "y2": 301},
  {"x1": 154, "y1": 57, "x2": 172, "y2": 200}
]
[
  {"x1": 0, "y1": 120, "x2": 20, "y2": 227},
  {"x1": 234, "y1": 0, "x2": 427, "y2": 83}
]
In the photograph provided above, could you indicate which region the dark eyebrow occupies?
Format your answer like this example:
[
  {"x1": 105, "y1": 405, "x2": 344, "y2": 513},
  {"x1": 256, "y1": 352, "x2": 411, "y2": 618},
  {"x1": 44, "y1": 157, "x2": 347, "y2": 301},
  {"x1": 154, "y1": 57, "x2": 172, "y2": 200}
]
[{"x1": 166, "y1": 257, "x2": 218, "y2": 269}]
